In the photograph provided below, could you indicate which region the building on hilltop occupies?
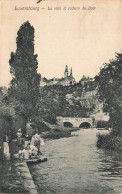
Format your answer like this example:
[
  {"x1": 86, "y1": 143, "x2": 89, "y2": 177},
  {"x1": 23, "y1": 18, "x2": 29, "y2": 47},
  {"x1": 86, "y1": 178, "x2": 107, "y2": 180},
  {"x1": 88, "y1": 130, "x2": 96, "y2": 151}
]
[
  {"x1": 64, "y1": 65, "x2": 69, "y2": 78},
  {"x1": 40, "y1": 65, "x2": 76, "y2": 87},
  {"x1": 79, "y1": 75, "x2": 94, "y2": 86},
  {"x1": 57, "y1": 65, "x2": 76, "y2": 86}
]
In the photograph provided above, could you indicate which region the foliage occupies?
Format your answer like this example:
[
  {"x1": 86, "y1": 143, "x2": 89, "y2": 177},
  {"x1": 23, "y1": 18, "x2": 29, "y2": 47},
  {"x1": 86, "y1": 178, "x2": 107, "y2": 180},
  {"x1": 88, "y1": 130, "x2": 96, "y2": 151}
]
[
  {"x1": 0, "y1": 87, "x2": 16, "y2": 138},
  {"x1": 8, "y1": 21, "x2": 41, "y2": 124},
  {"x1": 39, "y1": 83, "x2": 98, "y2": 123},
  {"x1": 39, "y1": 85, "x2": 66, "y2": 123},
  {"x1": 97, "y1": 133, "x2": 122, "y2": 150},
  {"x1": 96, "y1": 120, "x2": 109, "y2": 128},
  {"x1": 95, "y1": 52, "x2": 122, "y2": 135}
]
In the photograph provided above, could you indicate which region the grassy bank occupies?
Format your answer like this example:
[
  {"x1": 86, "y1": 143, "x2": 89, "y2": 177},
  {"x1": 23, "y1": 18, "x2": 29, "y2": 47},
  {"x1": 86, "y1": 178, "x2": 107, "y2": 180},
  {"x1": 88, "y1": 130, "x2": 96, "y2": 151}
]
[
  {"x1": 40, "y1": 122, "x2": 79, "y2": 139},
  {"x1": 41, "y1": 129, "x2": 72, "y2": 139},
  {"x1": 97, "y1": 132, "x2": 122, "y2": 150}
]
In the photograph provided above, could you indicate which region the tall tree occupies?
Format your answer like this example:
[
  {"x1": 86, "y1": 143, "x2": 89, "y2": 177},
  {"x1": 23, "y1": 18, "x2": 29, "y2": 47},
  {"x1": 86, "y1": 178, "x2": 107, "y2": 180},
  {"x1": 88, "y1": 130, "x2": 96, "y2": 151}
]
[
  {"x1": 96, "y1": 52, "x2": 122, "y2": 135},
  {"x1": 8, "y1": 21, "x2": 41, "y2": 130}
]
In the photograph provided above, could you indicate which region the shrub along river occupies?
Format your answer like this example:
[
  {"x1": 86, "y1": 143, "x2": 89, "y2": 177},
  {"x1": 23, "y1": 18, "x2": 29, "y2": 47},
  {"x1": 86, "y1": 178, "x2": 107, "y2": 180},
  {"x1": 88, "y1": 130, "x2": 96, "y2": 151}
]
[{"x1": 29, "y1": 129, "x2": 122, "y2": 193}]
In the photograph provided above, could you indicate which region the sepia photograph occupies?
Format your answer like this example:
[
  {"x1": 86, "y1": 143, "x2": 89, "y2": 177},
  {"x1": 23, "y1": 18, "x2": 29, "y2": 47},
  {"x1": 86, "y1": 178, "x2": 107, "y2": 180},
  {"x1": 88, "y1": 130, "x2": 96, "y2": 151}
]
[{"x1": 0, "y1": 0, "x2": 122, "y2": 193}]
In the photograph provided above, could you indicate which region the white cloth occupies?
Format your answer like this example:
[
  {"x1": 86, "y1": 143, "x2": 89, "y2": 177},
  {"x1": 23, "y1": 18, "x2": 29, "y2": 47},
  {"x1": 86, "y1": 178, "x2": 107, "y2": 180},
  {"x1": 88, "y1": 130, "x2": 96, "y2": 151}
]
[{"x1": 29, "y1": 145, "x2": 38, "y2": 156}]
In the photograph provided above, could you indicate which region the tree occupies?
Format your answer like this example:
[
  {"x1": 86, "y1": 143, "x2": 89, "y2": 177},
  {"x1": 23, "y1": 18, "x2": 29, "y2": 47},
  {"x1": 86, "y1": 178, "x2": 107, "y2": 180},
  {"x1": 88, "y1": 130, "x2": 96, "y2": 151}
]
[
  {"x1": 96, "y1": 52, "x2": 122, "y2": 135},
  {"x1": 0, "y1": 87, "x2": 16, "y2": 140},
  {"x1": 8, "y1": 21, "x2": 41, "y2": 133}
]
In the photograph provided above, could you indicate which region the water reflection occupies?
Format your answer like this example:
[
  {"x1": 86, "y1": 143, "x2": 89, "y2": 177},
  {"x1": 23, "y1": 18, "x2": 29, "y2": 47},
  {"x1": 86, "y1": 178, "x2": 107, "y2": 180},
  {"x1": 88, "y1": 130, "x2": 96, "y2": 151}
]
[
  {"x1": 98, "y1": 149, "x2": 122, "y2": 179},
  {"x1": 29, "y1": 129, "x2": 122, "y2": 193}
]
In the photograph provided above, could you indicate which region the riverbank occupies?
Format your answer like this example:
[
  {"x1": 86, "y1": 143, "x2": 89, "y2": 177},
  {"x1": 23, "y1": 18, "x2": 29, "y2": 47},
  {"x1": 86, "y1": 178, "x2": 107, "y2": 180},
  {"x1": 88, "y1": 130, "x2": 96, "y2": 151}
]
[
  {"x1": 0, "y1": 160, "x2": 29, "y2": 193},
  {"x1": 0, "y1": 159, "x2": 40, "y2": 194},
  {"x1": 97, "y1": 132, "x2": 122, "y2": 150},
  {"x1": 0, "y1": 136, "x2": 47, "y2": 193}
]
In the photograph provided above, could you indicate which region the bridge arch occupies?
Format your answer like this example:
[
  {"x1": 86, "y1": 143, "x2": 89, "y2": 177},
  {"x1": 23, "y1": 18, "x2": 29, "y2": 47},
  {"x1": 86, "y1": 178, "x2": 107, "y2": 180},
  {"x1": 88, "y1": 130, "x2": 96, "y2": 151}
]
[
  {"x1": 79, "y1": 122, "x2": 91, "y2": 128},
  {"x1": 63, "y1": 122, "x2": 73, "y2": 128}
]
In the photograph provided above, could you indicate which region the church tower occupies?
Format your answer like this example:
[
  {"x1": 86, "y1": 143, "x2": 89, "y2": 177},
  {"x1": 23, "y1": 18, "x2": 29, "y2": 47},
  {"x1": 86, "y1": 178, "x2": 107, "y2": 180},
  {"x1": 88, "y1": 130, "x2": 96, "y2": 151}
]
[
  {"x1": 64, "y1": 65, "x2": 69, "y2": 78},
  {"x1": 70, "y1": 67, "x2": 72, "y2": 76}
]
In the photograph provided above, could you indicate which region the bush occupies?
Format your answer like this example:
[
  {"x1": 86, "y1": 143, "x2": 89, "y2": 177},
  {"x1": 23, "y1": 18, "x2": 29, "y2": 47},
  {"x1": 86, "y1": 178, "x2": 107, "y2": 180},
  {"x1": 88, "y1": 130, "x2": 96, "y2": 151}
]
[
  {"x1": 97, "y1": 133, "x2": 122, "y2": 150},
  {"x1": 31, "y1": 121, "x2": 51, "y2": 133},
  {"x1": 97, "y1": 120, "x2": 109, "y2": 128}
]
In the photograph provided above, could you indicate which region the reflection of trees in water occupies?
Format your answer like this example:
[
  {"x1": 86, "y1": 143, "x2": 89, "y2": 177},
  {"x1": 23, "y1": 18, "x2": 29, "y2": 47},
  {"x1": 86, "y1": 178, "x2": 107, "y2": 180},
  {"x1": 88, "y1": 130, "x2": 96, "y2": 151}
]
[{"x1": 97, "y1": 149, "x2": 122, "y2": 177}]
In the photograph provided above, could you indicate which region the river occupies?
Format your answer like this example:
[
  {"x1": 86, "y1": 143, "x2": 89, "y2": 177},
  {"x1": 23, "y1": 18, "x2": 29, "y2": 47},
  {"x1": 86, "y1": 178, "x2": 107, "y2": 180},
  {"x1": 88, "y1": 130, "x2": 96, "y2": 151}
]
[{"x1": 29, "y1": 129, "x2": 122, "y2": 193}]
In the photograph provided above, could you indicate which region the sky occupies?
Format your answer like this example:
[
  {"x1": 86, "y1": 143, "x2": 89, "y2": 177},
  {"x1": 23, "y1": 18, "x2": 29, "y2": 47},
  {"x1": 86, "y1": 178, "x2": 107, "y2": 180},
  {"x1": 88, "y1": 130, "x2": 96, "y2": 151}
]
[{"x1": 0, "y1": 0, "x2": 122, "y2": 86}]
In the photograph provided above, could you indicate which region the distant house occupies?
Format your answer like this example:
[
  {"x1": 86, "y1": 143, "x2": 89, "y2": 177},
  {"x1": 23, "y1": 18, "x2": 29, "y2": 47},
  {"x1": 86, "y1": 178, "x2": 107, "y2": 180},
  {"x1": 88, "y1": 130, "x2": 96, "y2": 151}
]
[
  {"x1": 79, "y1": 75, "x2": 94, "y2": 86},
  {"x1": 40, "y1": 65, "x2": 76, "y2": 87},
  {"x1": 46, "y1": 77, "x2": 60, "y2": 86}
]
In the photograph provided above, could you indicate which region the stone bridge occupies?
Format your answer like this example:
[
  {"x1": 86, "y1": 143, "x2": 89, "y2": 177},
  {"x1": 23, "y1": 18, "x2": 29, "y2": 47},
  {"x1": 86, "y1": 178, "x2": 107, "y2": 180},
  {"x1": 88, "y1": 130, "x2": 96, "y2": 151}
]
[{"x1": 56, "y1": 116, "x2": 96, "y2": 128}]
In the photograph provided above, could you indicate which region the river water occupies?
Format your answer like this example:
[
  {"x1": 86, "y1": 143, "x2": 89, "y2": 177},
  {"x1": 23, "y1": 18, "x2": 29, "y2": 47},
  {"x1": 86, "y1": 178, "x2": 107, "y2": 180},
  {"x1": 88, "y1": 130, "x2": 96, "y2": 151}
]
[{"x1": 29, "y1": 129, "x2": 122, "y2": 193}]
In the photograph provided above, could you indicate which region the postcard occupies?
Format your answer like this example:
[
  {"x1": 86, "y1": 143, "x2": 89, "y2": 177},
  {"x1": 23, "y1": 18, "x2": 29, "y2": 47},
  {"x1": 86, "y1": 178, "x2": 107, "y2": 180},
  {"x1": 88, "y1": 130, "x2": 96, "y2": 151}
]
[{"x1": 0, "y1": 0, "x2": 122, "y2": 193}]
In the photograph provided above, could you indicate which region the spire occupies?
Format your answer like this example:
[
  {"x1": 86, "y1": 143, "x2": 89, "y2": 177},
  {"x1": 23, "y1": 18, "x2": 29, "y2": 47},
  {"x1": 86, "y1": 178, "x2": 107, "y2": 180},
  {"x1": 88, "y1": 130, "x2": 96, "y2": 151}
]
[
  {"x1": 70, "y1": 67, "x2": 72, "y2": 76},
  {"x1": 64, "y1": 65, "x2": 69, "y2": 78},
  {"x1": 65, "y1": 65, "x2": 68, "y2": 72}
]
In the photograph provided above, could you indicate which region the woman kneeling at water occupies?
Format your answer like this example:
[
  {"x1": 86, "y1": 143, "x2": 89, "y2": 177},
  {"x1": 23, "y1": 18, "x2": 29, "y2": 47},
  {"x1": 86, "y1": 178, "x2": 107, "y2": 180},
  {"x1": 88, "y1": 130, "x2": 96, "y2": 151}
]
[{"x1": 30, "y1": 130, "x2": 44, "y2": 155}]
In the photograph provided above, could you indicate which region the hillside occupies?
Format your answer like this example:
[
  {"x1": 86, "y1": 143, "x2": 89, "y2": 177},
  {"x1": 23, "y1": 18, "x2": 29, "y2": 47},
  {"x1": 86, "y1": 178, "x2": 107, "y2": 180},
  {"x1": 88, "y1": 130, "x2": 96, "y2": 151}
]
[{"x1": 38, "y1": 81, "x2": 101, "y2": 123}]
